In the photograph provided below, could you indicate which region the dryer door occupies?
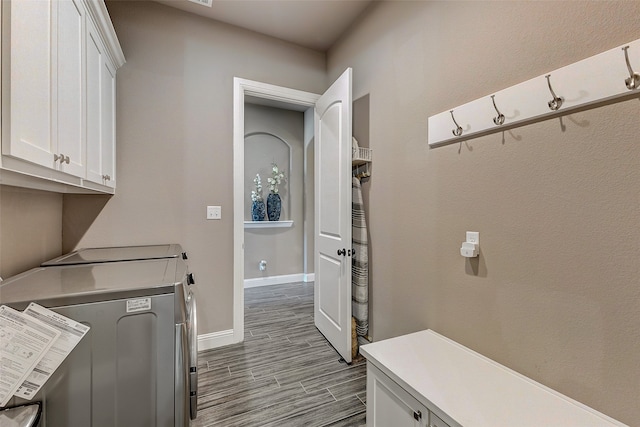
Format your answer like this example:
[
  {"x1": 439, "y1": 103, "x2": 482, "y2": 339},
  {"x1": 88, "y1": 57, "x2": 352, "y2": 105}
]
[{"x1": 187, "y1": 291, "x2": 198, "y2": 420}]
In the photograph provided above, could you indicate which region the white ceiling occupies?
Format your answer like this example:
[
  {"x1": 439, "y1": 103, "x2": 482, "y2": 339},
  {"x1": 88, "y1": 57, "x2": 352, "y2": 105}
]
[{"x1": 153, "y1": 0, "x2": 374, "y2": 51}]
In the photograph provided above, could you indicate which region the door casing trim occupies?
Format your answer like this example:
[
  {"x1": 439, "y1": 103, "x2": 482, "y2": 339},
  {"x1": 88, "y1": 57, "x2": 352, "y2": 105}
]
[{"x1": 232, "y1": 78, "x2": 320, "y2": 345}]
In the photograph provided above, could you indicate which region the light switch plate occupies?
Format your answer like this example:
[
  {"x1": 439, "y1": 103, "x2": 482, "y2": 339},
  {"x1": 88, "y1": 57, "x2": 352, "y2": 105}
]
[{"x1": 207, "y1": 206, "x2": 221, "y2": 220}]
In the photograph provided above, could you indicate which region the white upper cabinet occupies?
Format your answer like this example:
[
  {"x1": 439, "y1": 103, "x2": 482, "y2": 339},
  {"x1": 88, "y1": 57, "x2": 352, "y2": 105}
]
[{"x1": 1, "y1": 0, "x2": 124, "y2": 193}]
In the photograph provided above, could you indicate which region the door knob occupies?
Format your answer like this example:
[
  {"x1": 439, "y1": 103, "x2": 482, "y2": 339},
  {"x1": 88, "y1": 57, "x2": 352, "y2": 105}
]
[{"x1": 337, "y1": 248, "x2": 346, "y2": 256}]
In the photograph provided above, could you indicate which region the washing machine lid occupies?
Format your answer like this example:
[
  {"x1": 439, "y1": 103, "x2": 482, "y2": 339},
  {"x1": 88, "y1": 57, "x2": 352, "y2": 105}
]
[
  {"x1": 0, "y1": 258, "x2": 186, "y2": 310},
  {"x1": 41, "y1": 244, "x2": 186, "y2": 266}
]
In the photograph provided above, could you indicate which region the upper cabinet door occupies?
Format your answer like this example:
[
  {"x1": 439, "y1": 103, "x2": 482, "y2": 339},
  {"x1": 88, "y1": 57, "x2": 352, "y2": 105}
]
[
  {"x1": 85, "y1": 16, "x2": 117, "y2": 188},
  {"x1": 6, "y1": 0, "x2": 55, "y2": 167},
  {"x1": 55, "y1": 0, "x2": 86, "y2": 177},
  {"x1": 85, "y1": 16, "x2": 104, "y2": 185},
  {"x1": 101, "y1": 59, "x2": 116, "y2": 188}
]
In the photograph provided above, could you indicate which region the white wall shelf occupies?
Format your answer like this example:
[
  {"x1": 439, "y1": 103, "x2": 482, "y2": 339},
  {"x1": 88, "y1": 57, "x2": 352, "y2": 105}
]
[
  {"x1": 352, "y1": 146, "x2": 372, "y2": 166},
  {"x1": 352, "y1": 143, "x2": 372, "y2": 178},
  {"x1": 244, "y1": 220, "x2": 293, "y2": 229},
  {"x1": 428, "y1": 38, "x2": 640, "y2": 147}
]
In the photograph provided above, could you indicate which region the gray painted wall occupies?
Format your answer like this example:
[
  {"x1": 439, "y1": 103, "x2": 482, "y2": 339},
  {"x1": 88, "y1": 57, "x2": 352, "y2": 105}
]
[
  {"x1": 244, "y1": 104, "x2": 305, "y2": 280},
  {"x1": 0, "y1": 186, "x2": 62, "y2": 278},
  {"x1": 327, "y1": 1, "x2": 640, "y2": 424},
  {"x1": 61, "y1": 1, "x2": 326, "y2": 334}
]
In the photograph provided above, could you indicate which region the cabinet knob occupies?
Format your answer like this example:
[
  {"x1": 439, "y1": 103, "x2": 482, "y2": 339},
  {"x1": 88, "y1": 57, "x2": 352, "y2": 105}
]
[
  {"x1": 413, "y1": 410, "x2": 422, "y2": 421},
  {"x1": 55, "y1": 153, "x2": 70, "y2": 164}
]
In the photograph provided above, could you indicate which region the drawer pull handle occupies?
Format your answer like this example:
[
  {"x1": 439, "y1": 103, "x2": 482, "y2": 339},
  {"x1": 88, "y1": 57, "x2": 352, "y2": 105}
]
[{"x1": 413, "y1": 410, "x2": 422, "y2": 421}]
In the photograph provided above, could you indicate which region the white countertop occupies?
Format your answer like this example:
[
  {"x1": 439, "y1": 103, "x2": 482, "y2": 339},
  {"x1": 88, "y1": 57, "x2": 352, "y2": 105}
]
[{"x1": 360, "y1": 330, "x2": 626, "y2": 427}]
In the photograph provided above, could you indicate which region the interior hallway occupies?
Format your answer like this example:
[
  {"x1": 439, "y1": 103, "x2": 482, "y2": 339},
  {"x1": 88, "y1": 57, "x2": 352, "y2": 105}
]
[{"x1": 194, "y1": 282, "x2": 367, "y2": 426}]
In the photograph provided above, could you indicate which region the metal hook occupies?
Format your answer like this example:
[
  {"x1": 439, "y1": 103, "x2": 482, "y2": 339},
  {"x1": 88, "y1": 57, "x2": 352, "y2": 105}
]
[
  {"x1": 491, "y1": 95, "x2": 505, "y2": 126},
  {"x1": 545, "y1": 74, "x2": 563, "y2": 111},
  {"x1": 622, "y1": 46, "x2": 640, "y2": 90},
  {"x1": 450, "y1": 110, "x2": 463, "y2": 136}
]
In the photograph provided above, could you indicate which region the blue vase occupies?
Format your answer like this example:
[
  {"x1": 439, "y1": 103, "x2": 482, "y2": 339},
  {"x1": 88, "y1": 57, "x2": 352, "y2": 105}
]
[
  {"x1": 267, "y1": 193, "x2": 281, "y2": 221},
  {"x1": 251, "y1": 200, "x2": 266, "y2": 221}
]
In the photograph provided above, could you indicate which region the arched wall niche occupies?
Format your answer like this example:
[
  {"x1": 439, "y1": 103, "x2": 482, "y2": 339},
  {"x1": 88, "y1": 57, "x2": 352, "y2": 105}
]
[{"x1": 244, "y1": 131, "x2": 292, "y2": 220}]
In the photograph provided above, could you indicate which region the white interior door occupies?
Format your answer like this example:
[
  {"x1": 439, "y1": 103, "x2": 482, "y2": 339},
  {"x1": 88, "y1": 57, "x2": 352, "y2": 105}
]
[{"x1": 314, "y1": 68, "x2": 353, "y2": 363}]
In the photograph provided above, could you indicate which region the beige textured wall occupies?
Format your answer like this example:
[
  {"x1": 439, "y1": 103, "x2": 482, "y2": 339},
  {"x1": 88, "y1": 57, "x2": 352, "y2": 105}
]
[
  {"x1": 244, "y1": 104, "x2": 305, "y2": 279},
  {"x1": 328, "y1": 1, "x2": 640, "y2": 424},
  {"x1": 0, "y1": 186, "x2": 62, "y2": 278},
  {"x1": 62, "y1": 1, "x2": 326, "y2": 333}
]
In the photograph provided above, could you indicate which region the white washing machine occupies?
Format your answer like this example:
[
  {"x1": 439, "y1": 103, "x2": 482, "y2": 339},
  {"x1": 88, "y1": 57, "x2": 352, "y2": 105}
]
[{"x1": 0, "y1": 248, "x2": 197, "y2": 427}]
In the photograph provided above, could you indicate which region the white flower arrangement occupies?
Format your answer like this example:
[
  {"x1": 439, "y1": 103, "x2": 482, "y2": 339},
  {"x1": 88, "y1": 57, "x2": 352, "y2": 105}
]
[
  {"x1": 267, "y1": 163, "x2": 286, "y2": 194},
  {"x1": 251, "y1": 174, "x2": 263, "y2": 202}
]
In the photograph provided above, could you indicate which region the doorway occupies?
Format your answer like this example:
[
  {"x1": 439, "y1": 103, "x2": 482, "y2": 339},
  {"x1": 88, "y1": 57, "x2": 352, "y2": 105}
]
[
  {"x1": 243, "y1": 104, "x2": 304, "y2": 287},
  {"x1": 232, "y1": 78, "x2": 320, "y2": 344}
]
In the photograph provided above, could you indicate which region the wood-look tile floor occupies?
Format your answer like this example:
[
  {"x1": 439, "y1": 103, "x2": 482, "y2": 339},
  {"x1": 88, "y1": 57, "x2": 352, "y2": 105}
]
[{"x1": 194, "y1": 282, "x2": 367, "y2": 427}]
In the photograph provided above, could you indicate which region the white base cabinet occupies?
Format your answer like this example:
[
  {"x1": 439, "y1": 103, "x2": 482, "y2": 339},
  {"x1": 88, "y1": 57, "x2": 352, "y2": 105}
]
[
  {"x1": 1, "y1": 0, "x2": 124, "y2": 194},
  {"x1": 361, "y1": 330, "x2": 627, "y2": 427}
]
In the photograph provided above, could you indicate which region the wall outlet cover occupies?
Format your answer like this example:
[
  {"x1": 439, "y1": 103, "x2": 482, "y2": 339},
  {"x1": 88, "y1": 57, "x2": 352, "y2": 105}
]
[{"x1": 207, "y1": 206, "x2": 222, "y2": 220}]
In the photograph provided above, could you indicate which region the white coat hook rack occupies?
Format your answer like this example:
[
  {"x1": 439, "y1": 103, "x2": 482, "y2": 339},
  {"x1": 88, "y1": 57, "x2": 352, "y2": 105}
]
[{"x1": 428, "y1": 38, "x2": 640, "y2": 147}]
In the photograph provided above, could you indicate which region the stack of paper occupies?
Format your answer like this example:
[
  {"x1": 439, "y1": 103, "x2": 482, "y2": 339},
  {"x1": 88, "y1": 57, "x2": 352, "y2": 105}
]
[{"x1": 0, "y1": 303, "x2": 90, "y2": 407}]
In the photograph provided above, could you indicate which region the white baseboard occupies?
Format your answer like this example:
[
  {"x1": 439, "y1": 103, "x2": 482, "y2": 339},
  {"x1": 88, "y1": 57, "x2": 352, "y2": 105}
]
[
  {"x1": 244, "y1": 273, "x2": 312, "y2": 288},
  {"x1": 303, "y1": 273, "x2": 315, "y2": 282},
  {"x1": 197, "y1": 329, "x2": 237, "y2": 351}
]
